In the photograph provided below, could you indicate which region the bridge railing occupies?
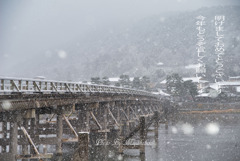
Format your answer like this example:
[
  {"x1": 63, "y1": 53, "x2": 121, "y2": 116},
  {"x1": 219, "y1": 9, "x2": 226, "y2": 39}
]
[{"x1": 0, "y1": 77, "x2": 157, "y2": 97}]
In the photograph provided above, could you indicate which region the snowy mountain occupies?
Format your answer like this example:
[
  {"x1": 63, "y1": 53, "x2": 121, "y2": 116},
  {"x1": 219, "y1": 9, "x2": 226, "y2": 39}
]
[{"x1": 2, "y1": 6, "x2": 240, "y2": 81}]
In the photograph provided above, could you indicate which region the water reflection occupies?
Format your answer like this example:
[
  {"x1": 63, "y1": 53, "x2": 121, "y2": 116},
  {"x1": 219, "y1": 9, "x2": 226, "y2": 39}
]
[{"x1": 52, "y1": 114, "x2": 240, "y2": 161}]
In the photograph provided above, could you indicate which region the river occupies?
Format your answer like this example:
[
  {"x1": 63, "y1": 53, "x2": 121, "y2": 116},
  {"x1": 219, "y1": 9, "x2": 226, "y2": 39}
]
[{"x1": 55, "y1": 113, "x2": 240, "y2": 161}]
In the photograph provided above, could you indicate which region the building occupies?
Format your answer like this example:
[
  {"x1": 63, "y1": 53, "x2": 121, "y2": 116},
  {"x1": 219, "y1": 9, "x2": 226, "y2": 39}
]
[
  {"x1": 160, "y1": 77, "x2": 209, "y2": 90},
  {"x1": 229, "y1": 76, "x2": 240, "y2": 82},
  {"x1": 108, "y1": 77, "x2": 134, "y2": 86},
  {"x1": 210, "y1": 81, "x2": 240, "y2": 94}
]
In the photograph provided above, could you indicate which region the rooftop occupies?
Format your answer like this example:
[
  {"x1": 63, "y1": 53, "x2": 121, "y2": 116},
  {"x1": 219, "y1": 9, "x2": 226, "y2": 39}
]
[{"x1": 160, "y1": 77, "x2": 208, "y2": 84}]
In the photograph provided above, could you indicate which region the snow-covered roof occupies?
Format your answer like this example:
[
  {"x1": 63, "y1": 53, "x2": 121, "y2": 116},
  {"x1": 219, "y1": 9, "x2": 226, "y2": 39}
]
[
  {"x1": 182, "y1": 77, "x2": 202, "y2": 83},
  {"x1": 197, "y1": 93, "x2": 210, "y2": 97},
  {"x1": 129, "y1": 77, "x2": 134, "y2": 81},
  {"x1": 218, "y1": 81, "x2": 240, "y2": 86},
  {"x1": 229, "y1": 76, "x2": 240, "y2": 79},
  {"x1": 158, "y1": 89, "x2": 170, "y2": 96},
  {"x1": 160, "y1": 80, "x2": 167, "y2": 84},
  {"x1": 185, "y1": 64, "x2": 200, "y2": 69},
  {"x1": 109, "y1": 77, "x2": 134, "y2": 82},
  {"x1": 152, "y1": 89, "x2": 170, "y2": 96},
  {"x1": 160, "y1": 77, "x2": 208, "y2": 84},
  {"x1": 210, "y1": 83, "x2": 219, "y2": 90},
  {"x1": 109, "y1": 77, "x2": 119, "y2": 82},
  {"x1": 210, "y1": 81, "x2": 240, "y2": 90},
  {"x1": 157, "y1": 62, "x2": 164, "y2": 66}
]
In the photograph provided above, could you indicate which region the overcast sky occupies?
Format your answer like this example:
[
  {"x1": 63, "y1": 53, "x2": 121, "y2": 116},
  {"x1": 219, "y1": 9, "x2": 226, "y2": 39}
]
[{"x1": 0, "y1": 0, "x2": 239, "y2": 76}]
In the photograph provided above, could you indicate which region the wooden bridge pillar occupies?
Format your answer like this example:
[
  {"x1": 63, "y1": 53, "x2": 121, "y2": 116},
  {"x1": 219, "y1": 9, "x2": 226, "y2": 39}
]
[
  {"x1": 73, "y1": 132, "x2": 89, "y2": 161},
  {"x1": 2, "y1": 116, "x2": 7, "y2": 153},
  {"x1": 29, "y1": 118, "x2": 36, "y2": 161},
  {"x1": 139, "y1": 116, "x2": 146, "y2": 154},
  {"x1": 10, "y1": 114, "x2": 18, "y2": 161},
  {"x1": 35, "y1": 110, "x2": 40, "y2": 145},
  {"x1": 103, "y1": 104, "x2": 108, "y2": 131},
  {"x1": 56, "y1": 111, "x2": 63, "y2": 155},
  {"x1": 140, "y1": 153, "x2": 146, "y2": 161},
  {"x1": 163, "y1": 100, "x2": 170, "y2": 131},
  {"x1": 126, "y1": 104, "x2": 130, "y2": 133},
  {"x1": 165, "y1": 122, "x2": 169, "y2": 131},
  {"x1": 154, "y1": 111, "x2": 159, "y2": 147},
  {"x1": 113, "y1": 101, "x2": 123, "y2": 154},
  {"x1": 98, "y1": 103, "x2": 109, "y2": 161},
  {"x1": 141, "y1": 103, "x2": 147, "y2": 115},
  {"x1": 77, "y1": 104, "x2": 92, "y2": 132},
  {"x1": 120, "y1": 102, "x2": 129, "y2": 134},
  {"x1": 22, "y1": 118, "x2": 28, "y2": 161}
]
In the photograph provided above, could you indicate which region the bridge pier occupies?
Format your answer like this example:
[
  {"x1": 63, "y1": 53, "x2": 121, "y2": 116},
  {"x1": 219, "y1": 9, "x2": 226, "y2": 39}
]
[
  {"x1": 126, "y1": 104, "x2": 130, "y2": 134},
  {"x1": 10, "y1": 113, "x2": 19, "y2": 161},
  {"x1": 154, "y1": 111, "x2": 159, "y2": 147},
  {"x1": 29, "y1": 118, "x2": 36, "y2": 160},
  {"x1": 139, "y1": 116, "x2": 146, "y2": 154},
  {"x1": 163, "y1": 100, "x2": 171, "y2": 132},
  {"x1": 73, "y1": 132, "x2": 89, "y2": 161},
  {"x1": 0, "y1": 112, "x2": 20, "y2": 161},
  {"x1": 56, "y1": 110, "x2": 63, "y2": 155},
  {"x1": 2, "y1": 116, "x2": 7, "y2": 153},
  {"x1": 114, "y1": 101, "x2": 123, "y2": 155},
  {"x1": 77, "y1": 104, "x2": 88, "y2": 133},
  {"x1": 22, "y1": 118, "x2": 28, "y2": 161}
]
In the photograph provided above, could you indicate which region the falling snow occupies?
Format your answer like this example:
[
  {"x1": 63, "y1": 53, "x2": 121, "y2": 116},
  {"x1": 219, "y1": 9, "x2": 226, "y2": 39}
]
[
  {"x1": 2, "y1": 101, "x2": 12, "y2": 110},
  {"x1": 205, "y1": 123, "x2": 220, "y2": 135},
  {"x1": 58, "y1": 50, "x2": 67, "y2": 59},
  {"x1": 181, "y1": 123, "x2": 194, "y2": 135}
]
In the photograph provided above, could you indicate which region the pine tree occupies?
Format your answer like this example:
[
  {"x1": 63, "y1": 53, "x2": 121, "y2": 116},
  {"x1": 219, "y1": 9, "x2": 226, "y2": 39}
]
[
  {"x1": 102, "y1": 76, "x2": 110, "y2": 85},
  {"x1": 132, "y1": 77, "x2": 141, "y2": 89},
  {"x1": 166, "y1": 73, "x2": 184, "y2": 96},
  {"x1": 141, "y1": 76, "x2": 151, "y2": 91},
  {"x1": 166, "y1": 73, "x2": 198, "y2": 101},
  {"x1": 183, "y1": 80, "x2": 198, "y2": 101},
  {"x1": 119, "y1": 75, "x2": 130, "y2": 88},
  {"x1": 91, "y1": 77, "x2": 101, "y2": 85}
]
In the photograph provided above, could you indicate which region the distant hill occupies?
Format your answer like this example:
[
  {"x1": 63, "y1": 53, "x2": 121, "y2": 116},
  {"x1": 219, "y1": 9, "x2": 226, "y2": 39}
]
[{"x1": 5, "y1": 6, "x2": 240, "y2": 82}]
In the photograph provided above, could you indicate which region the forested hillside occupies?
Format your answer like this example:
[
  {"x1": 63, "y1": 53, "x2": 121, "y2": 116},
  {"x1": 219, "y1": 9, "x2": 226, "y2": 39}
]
[{"x1": 5, "y1": 6, "x2": 240, "y2": 82}]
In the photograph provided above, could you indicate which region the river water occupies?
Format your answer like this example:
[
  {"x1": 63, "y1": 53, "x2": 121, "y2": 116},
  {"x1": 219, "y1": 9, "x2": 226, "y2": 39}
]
[
  {"x1": 126, "y1": 113, "x2": 240, "y2": 161},
  {"x1": 56, "y1": 113, "x2": 240, "y2": 161}
]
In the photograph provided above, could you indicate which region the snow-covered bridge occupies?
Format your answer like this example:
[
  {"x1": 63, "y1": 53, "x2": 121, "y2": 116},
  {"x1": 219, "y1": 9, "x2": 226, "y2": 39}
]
[{"x1": 0, "y1": 77, "x2": 171, "y2": 161}]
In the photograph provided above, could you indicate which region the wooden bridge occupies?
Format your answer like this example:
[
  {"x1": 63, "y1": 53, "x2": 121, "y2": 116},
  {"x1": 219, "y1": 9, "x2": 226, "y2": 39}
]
[{"x1": 0, "y1": 77, "x2": 172, "y2": 161}]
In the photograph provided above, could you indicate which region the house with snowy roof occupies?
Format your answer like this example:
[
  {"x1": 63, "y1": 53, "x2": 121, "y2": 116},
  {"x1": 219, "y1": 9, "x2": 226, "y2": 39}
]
[
  {"x1": 108, "y1": 77, "x2": 134, "y2": 86},
  {"x1": 229, "y1": 76, "x2": 240, "y2": 82},
  {"x1": 210, "y1": 81, "x2": 240, "y2": 94},
  {"x1": 160, "y1": 77, "x2": 209, "y2": 90}
]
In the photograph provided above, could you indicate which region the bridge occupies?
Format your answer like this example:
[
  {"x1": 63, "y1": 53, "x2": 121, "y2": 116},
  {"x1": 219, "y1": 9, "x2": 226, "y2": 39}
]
[{"x1": 0, "y1": 77, "x2": 172, "y2": 161}]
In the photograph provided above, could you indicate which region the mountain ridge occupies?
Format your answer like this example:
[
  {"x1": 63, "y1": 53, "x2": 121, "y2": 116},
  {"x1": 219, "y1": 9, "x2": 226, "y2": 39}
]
[{"x1": 2, "y1": 5, "x2": 240, "y2": 82}]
